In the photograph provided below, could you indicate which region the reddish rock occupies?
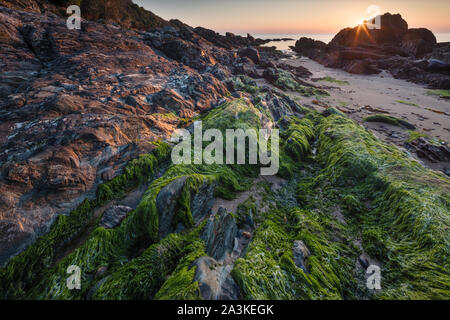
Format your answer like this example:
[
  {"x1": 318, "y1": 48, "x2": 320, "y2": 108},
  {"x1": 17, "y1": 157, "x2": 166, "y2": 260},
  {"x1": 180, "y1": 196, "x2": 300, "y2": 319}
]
[{"x1": 0, "y1": 4, "x2": 233, "y2": 263}]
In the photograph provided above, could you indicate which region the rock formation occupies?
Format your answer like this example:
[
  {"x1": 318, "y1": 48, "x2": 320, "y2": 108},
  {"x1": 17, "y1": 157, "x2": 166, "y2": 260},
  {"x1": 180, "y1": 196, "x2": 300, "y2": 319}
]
[{"x1": 293, "y1": 13, "x2": 450, "y2": 89}]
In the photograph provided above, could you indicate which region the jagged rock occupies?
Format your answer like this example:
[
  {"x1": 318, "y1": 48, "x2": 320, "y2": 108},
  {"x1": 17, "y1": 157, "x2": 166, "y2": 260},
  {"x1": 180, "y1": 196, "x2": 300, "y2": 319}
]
[
  {"x1": 194, "y1": 27, "x2": 269, "y2": 49},
  {"x1": 344, "y1": 60, "x2": 381, "y2": 75},
  {"x1": 99, "y1": 205, "x2": 132, "y2": 229},
  {"x1": 156, "y1": 176, "x2": 188, "y2": 238},
  {"x1": 292, "y1": 240, "x2": 310, "y2": 273},
  {"x1": 259, "y1": 91, "x2": 303, "y2": 121},
  {"x1": 292, "y1": 13, "x2": 449, "y2": 87},
  {"x1": 156, "y1": 176, "x2": 216, "y2": 238},
  {"x1": 406, "y1": 138, "x2": 450, "y2": 163},
  {"x1": 201, "y1": 207, "x2": 238, "y2": 261},
  {"x1": 192, "y1": 256, "x2": 240, "y2": 300},
  {"x1": 237, "y1": 47, "x2": 260, "y2": 64},
  {"x1": 232, "y1": 61, "x2": 259, "y2": 79},
  {"x1": 277, "y1": 63, "x2": 312, "y2": 79},
  {"x1": 431, "y1": 42, "x2": 450, "y2": 65}
]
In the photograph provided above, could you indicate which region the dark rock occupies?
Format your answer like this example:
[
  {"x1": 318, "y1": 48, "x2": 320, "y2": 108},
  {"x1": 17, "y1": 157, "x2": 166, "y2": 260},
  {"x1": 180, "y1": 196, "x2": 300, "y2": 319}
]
[
  {"x1": 330, "y1": 13, "x2": 408, "y2": 47},
  {"x1": 294, "y1": 37, "x2": 327, "y2": 56},
  {"x1": 428, "y1": 59, "x2": 450, "y2": 72},
  {"x1": 201, "y1": 207, "x2": 238, "y2": 261},
  {"x1": 293, "y1": 13, "x2": 448, "y2": 88},
  {"x1": 292, "y1": 240, "x2": 310, "y2": 272},
  {"x1": 156, "y1": 176, "x2": 188, "y2": 238},
  {"x1": 262, "y1": 67, "x2": 279, "y2": 83},
  {"x1": 401, "y1": 28, "x2": 437, "y2": 58},
  {"x1": 259, "y1": 91, "x2": 302, "y2": 121},
  {"x1": 192, "y1": 256, "x2": 240, "y2": 300},
  {"x1": 156, "y1": 176, "x2": 216, "y2": 238},
  {"x1": 99, "y1": 205, "x2": 132, "y2": 229},
  {"x1": 277, "y1": 63, "x2": 312, "y2": 79},
  {"x1": 238, "y1": 47, "x2": 260, "y2": 64},
  {"x1": 431, "y1": 42, "x2": 450, "y2": 65},
  {"x1": 406, "y1": 138, "x2": 450, "y2": 163}
]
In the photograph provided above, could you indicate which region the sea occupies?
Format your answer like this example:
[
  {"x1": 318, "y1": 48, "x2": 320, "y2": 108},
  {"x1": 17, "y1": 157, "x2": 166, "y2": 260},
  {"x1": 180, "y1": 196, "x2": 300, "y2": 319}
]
[{"x1": 245, "y1": 33, "x2": 450, "y2": 51}]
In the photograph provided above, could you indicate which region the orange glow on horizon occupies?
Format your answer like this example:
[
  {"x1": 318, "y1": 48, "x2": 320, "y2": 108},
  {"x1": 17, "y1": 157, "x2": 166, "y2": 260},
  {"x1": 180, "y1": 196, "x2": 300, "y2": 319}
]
[{"x1": 135, "y1": 0, "x2": 450, "y2": 35}]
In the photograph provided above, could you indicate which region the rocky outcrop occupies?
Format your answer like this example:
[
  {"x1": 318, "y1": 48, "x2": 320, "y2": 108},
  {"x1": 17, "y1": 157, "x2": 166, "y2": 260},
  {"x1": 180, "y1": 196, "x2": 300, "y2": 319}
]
[
  {"x1": 201, "y1": 207, "x2": 238, "y2": 261},
  {"x1": 156, "y1": 177, "x2": 216, "y2": 238},
  {"x1": 330, "y1": 13, "x2": 408, "y2": 48},
  {"x1": 0, "y1": 4, "x2": 234, "y2": 263},
  {"x1": 406, "y1": 138, "x2": 450, "y2": 163},
  {"x1": 0, "y1": 0, "x2": 171, "y2": 30},
  {"x1": 292, "y1": 13, "x2": 450, "y2": 89},
  {"x1": 401, "y1": 28, "x2": 436, "y2": 58},
  {"x1": 192, "y1": 256, "x2": 240, "y2": 300},
  {"x1": 99, "y1": 205, "x2": 132, "y2": 229},
  {"x1": 193, "y1": 27, "x2": 269, "y2": 49},
  {"x1": 237, "y1": 47, "x2": 260, "y2": 64}
]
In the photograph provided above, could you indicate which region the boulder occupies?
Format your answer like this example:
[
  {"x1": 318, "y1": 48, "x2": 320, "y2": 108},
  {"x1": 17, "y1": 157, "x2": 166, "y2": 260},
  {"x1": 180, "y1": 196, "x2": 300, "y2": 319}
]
[
  {"x1": 401, "y1": 28, "x2": 437, "y2": 58},
  {"x1": 293, "y1": 37, "x2": 327, "y2": 55},
  {"x1": 237, "y1": 47, "x2": 260, "y2": 64}
]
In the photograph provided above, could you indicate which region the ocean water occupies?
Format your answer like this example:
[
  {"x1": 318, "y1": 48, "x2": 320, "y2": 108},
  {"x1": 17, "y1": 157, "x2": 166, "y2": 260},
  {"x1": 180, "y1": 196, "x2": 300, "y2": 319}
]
[{"x1": 250, "y1": 33, "x2": 450, "y2": 51}]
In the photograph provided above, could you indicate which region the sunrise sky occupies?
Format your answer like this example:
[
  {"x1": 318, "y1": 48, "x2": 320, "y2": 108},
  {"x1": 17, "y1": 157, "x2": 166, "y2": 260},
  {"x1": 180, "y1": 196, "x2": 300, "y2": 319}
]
[{"x1": 134, "y1": 0, "x2": 450, "y2": 34}]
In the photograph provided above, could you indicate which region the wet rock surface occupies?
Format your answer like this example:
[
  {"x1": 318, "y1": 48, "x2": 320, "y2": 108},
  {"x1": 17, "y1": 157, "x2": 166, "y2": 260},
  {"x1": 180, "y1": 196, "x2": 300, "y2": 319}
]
[
  {"x1": 99, "y1": 205, "x2": 132, "y2": 229},
  {"x1": 192, "y1": 256, "x2": 240, "y2": 300},
  {"x1": 201, "y1": 207, "x2": 238, "y2": 261}
]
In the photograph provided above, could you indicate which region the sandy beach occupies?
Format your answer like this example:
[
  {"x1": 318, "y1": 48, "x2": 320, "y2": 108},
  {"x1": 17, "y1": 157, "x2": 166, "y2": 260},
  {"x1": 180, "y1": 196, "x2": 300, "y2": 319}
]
[{"x1": 274, "y1": 54, "x2": 450, "y2": 172}]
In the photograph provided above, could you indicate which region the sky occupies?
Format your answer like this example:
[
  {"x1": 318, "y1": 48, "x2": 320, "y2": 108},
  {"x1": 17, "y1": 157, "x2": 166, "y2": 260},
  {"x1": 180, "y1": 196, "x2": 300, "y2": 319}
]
[{"x1": 133, "y1": 0, "x2": 450, "y2": 35}]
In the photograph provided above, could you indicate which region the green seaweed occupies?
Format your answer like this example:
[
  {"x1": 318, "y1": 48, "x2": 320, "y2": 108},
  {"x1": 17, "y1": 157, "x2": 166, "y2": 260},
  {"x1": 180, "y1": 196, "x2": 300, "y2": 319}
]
[
  {"x1": 364, "y1": 114, "x2": 415, "y2": 130},
  {"x1": 426, "y1": 89, "x2": 450, "y2": 99}
]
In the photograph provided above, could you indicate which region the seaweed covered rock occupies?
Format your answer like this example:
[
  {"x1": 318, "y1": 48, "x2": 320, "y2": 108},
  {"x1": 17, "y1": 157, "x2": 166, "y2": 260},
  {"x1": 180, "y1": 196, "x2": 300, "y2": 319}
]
[{"x1": 157, "y1": 176, "x2": 216, "y2": 238}]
